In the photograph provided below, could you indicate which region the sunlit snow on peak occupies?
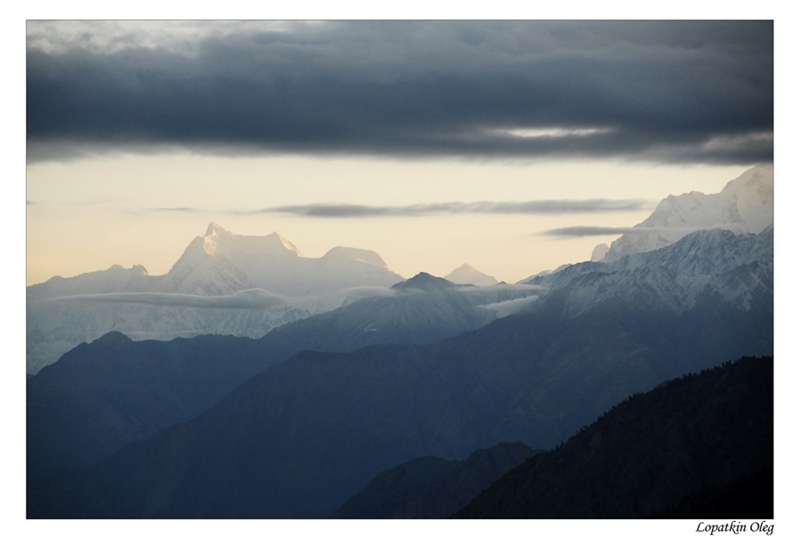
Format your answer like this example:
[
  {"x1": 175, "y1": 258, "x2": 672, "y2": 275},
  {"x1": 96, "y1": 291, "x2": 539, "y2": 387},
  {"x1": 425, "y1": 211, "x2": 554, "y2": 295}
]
[{"x1": 205, "y1": 222, "x2": 232, "y2": 237}]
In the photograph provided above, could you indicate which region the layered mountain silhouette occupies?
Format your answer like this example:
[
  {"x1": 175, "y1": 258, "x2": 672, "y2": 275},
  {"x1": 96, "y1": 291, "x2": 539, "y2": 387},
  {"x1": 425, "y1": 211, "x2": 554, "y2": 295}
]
[
  {"x1": 27, "y1": 273, "x2": 541, "y2": 479},
  {"x1": 331, "y1": 442, "x2": 539, "y2": 518},
  {"x1": 26, "y1": 165, "x2": 774, "y2": 519},
  {"x1": 28, "y1": 224, "x2": 772, "y2": 518},
  {"x1": 27, "y1": 331, "x2": 272, "y2": 480},
  {"x1": 257, "y1": 273, "x2": 541, "y2": 360},
  {"x1": 455, "y1": 356, "x2": 773, "y2": 519},
  {"x1": 26, "y1": 223, "x2": 404, "y2": 373}
]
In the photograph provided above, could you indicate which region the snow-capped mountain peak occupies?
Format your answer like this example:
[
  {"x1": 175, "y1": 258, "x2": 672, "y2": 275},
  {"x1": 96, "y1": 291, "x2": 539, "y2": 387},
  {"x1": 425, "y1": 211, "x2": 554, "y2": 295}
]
[
  {"x1": 444, "y1": 263, "x2": 499, "y2": 286},
  {"x1": 198, "y1": 224, "x2": 301, "y2": 258},
  {"x1": 205, "y1": 222, "x2": 233, "y2": 237},
  {"x1": 599, "y1": 164, "x2": 773, "y2": 262},
  {"x1": 27, "y1": 223, "x2": 405, "y2": 373},
  {"x1": 161, "y1": 224, "x2": 401, "y2": 296}
]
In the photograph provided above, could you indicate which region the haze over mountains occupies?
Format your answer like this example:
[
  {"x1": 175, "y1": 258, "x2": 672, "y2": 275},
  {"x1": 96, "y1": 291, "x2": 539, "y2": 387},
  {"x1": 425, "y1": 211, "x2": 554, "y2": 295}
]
[
  {"x1": 26, "y1": 222, "x2": 404, "y2": 373},
  {"x1": 443, "y1": 264, "x2": 499, "y2": 286},
  {"x1": 27, "y1": 165, "x2": 772, "y2": 375},
  {"x1": 28, "y1": 222, "x2": 531, "y2": 375},
  {"x1": 27, "y1": 273, "x2": 542, "y2": 478},
  {"x1": 26, "y1": 164, "x2": 774, "y2": 519},
  {"x1": 28, "y1": 215, "x2": 772, "y2": 517},
  {"x1": 330, "y1": 357, "x2": 772, "y2": 519}
]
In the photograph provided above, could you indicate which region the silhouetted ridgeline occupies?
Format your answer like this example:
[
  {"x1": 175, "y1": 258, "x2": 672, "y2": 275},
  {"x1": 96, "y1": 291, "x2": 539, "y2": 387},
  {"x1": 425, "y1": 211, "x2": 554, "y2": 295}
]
[
  {"x1": 455, "y1": 356, "x2": 773, "y2": 519},
  {"x1": 331, "y1": 442, "x2": 540, "y2": 518},
  {"x1": 28, "y1": 274, "x2": 521, "y2": 480}
]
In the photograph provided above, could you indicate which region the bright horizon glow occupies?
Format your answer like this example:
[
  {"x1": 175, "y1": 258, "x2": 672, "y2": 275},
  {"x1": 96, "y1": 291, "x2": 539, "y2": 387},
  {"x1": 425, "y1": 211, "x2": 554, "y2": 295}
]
[{"x1": 26, "y1": 153, "x2": 750, "y2": 286}]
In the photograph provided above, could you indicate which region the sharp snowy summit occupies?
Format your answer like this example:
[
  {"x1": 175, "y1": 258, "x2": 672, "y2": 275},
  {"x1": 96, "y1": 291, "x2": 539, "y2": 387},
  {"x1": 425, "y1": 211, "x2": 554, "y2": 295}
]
[
  {"x1": 444, "y1": 264, "x2": 499, "y2": 286},
  {"x1": 597, "y1": 164, "x2": 773, "y2": 262},
  {"x1": 26, "y1": 224, "x2": 403, "y2": 373},
  {"x1": 158, "y1": 222, "x2": 401, "y2": 296}
]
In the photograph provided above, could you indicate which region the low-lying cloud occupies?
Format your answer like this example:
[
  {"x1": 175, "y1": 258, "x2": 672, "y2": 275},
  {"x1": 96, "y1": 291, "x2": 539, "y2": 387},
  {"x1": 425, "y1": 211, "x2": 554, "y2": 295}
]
[
  {"x1": 52, "y1": 289, "x2": 289, "y2": 310},
  {"x1": 481, "y1": 295, "x2": 541, "y2": 317},
  {"x1": 262, "y1": 200, "x2": 650, "y2": 218}
]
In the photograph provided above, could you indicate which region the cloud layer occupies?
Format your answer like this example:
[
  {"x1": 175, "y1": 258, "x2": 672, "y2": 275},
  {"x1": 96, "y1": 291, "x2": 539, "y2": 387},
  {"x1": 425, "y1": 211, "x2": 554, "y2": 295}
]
[
  {"x1": 52, "y1": 289, "x2": 288, "y2": 310},
  {"x1": 543, "y1": 226, "x2": 634, "y2": 237},
  {"x1": 150, "y1": 199, "x2": 651, "y2": 218},
  {"x1": 27, "y1": 21, "x2": 773, "y2": 164},
  {"x1": 255, "y1": 199, "x2": 651, "y2": 218}
]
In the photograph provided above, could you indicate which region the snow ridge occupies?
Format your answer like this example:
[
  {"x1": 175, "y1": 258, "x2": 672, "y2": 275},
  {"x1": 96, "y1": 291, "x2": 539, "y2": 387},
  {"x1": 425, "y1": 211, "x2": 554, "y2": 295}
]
[
  {"x1": 524, "y1": 226, "x2": 772, "y2": 320},
  {"x1": 600, "y1": 164, "x2": 773, "y2": 262}
]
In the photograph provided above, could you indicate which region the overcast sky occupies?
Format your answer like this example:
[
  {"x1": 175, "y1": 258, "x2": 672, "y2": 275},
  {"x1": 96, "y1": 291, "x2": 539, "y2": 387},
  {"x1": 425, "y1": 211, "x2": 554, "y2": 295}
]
[{"x1": 26, "y1": 20, "x2": 773, "y2": 285}]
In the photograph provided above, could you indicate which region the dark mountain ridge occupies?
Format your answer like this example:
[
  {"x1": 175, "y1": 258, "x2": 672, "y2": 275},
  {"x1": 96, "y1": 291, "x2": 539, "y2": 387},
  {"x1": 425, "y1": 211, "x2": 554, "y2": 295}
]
[
  {"x1": 455, "y1": 356, "x2": 773, "y2": 519},
  {"x1": 27, "y1": 331, "x2": 268, "y2": 479},
  {"x1": 331, "y1": 442, "x2": 539, "y2": 518}
]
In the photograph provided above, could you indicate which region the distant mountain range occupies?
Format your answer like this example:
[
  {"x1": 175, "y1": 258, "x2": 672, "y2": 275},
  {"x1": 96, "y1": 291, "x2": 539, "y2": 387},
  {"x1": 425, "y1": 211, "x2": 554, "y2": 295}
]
[
  {"x1": 27, "y1": 225, "x2": 518, "y2": 374},
  {"x1": 28, "y1": 224, "x2": 772, "y2": 518},
  {"x1": 27, "y1": 165, "x2": 772, "y2": 375},
  {"x1": 26, "y1": 165, "x2": 774, "y2": 519},
  {"x1": 26, "y1": 223, "x2": 404, "y2": 373},
  {"x1": 27, "y1": 273, "x2": 541, "y2": 479}
]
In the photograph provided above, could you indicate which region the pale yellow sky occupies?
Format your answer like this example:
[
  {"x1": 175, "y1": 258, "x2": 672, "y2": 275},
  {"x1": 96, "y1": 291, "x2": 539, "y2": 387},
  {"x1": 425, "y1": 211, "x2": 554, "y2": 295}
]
[{"x1": 26, "y1": 153, "x2": 750, "y2": 286}]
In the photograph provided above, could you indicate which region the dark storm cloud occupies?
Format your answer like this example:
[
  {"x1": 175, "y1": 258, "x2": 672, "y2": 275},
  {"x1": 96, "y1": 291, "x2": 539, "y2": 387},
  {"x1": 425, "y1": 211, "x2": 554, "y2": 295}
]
[
  {"x1": 27, "y1": 21, "x2": 773, "y2": 164},
  {"x1": 256, "y1": 199, "x2": 650, "y2": 218}
]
